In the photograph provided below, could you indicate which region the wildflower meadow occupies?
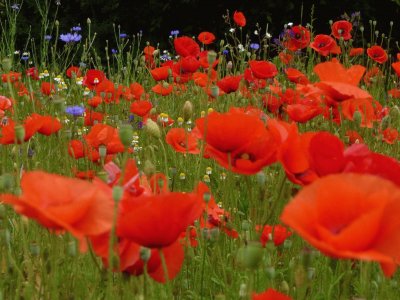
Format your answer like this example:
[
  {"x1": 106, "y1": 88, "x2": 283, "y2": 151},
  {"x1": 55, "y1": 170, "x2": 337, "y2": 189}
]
[{"x1": 0, "y1": 1, "x2": 400, "y2": 299}]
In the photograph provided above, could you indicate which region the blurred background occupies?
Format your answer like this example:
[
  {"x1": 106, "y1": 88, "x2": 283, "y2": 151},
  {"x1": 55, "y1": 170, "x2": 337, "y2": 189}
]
[{"x1": 2, "y1": 0, "x2": 400, "y2": 50}]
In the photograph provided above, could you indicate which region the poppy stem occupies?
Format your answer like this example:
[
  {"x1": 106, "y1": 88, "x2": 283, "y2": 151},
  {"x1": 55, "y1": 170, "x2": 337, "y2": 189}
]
[
  {"x1": 158, "y1": 138, "x2": 169, "y2": 179},
  {"x1": 158, "y1": 248, "x2": 172, "y2": 295}
]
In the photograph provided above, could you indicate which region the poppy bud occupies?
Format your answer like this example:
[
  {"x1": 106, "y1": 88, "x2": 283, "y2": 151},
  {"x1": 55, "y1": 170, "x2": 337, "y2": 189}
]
[
  {"x1": 280, "y1": 280, "x2": 290, "y2": 294},
  {"x1": 55, "y1": 20, "x2": 59, "y2": 27},
  {"x1": 390, "y1": 105, "x2": 400, "y2": 119},
  {"x1": 143, "y1": 160, "x2": 156, "y2": 176},
  {"x1": 235, "y1": 241, "x2": 263, "y2": 270},
  {"x1": 183, "y1": 100, "x2": 193, "y2": 122},
  {"x1": 145, "y1": 119, "x2": 161, "y2": 139},
  {"x1": 294, "y1": 265, "x2": 306, "y2": 287},
  {"x1": 203, "y1": 192, "x2": 211, "y2": 203},
  {"x1": 87, "y1": 18, "x2": 91, "y2": 24},
  {"x1": 15, "y1": 125, "x2": 25, "y2": 143},
  {"x1": 96, "y1": 171, "x2": 108, "y2": 182},
  {"x1": 256, "y1": 171, "x2": 266, "y2": 185},
  {"x1": 140, "y1": 247, "x2": 151, "y2": 262},
  {"x1": 380, "y1": 115, "x2": 391, "y2": 130},
  {"x1": 98, "y1": 144, "x2": 107, "y2": 159},
  {"x1": 210, "y1": 85, "x2": 219, "y2": 98},
  {"x1": 353, "y1": 110, "x2": 362, "y2": 126},
  {"x1": 29, "y1": 243, "x2": 40, "y2": 256},
  {"x1": 241, "y1": 220, "x2": 251, "y2": 231},
  {"x1": 67, "y1": 241, "x2": 77, "y2": 257},
  {"x1": 265, "y1": 266, "x2": 276, "y2": 279},
  {"x1": 112, "y1": 186, "x2": 123, "y2": 203},
  {"x1": 0, "y1": 174, "x2": 14, "y2": 191},
  {"x1": 119, "y1": 124, "x2": 133, "y2": 148},
  {"x1": 207, "y1": 50, "x2": 217, "y2": 65},
  {"x1": 239, "y1": 283, "x2": 247, "y2": 298},
  {"x1": 227, "y1": 61, "x2": 233, "y2": 70},
  {"x1": 1, "y1": 58, "x2": 12, "y2": 72}
]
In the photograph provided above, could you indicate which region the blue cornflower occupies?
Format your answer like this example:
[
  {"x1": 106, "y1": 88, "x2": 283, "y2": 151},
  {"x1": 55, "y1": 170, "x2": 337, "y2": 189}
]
[
  {"x1": 44, "y1": 35, "x2": 52, "y2": 41},
  {"x1": 65, "y1": 105, "x2": 85, "y2": 117},
  {"x1": 137, "y1": 121, "x2": 144, "y2": 129},
  {"x1": 111, "y1": 49, "x2": 118, "y2": 54},
  {"x1": 119, "y1": 33, "x2": 128, "y2": 39},
  {"x1": 160, "y1": 54, "x2": 171, "y2": 61},
  {"x1": 222, "y1": 49, "x2": 229, "y2": 55},
  {"x1": 60, "y1": 32, "x2": 82, "y2": 43},
  {"x1": 170, "y1": 30, "x2": 180, "y2": 36},
  {"x1": 11, "y1": 3, "x2": 20, "y2": 10},
  {"x1": 21, "y1": 52, "x2": 30, "y2": 61},
  {"x1": 250, "y1": 43, "x2": 260, "y2": 50},
  {"x1": 129, "y1": 115, "x2": 135, "y2": 122},
  {"x1": 71, "y1": 26, "x2": 81, "y2": 32}
]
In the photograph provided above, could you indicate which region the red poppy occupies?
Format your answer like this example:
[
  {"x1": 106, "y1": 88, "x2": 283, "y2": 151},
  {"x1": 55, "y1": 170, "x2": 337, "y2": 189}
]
[
  {"x1": 283, "y1": 25, "x2": 311, "y2": 51},
  {"x1": 0, "y1": 117, "x2": 43, "y2": 145},
  {"x1": 87, "y1": 95, "x2": 103, "y2": 108},
  {"x1": 367, "y1": 45, "x2": 388, "y2": 64},
  {"x1": 174, "y1": 36, "x2": 200, "y2": 57},
  {"x1": 1, "y1": 71, "x2": 21, "y2": 83},
  {"x1": 198, "y1": 31, "x2": 216, "y2": 44},
  {"x1": 341, "y1": 98, "x2": 377, "y2": 128},
  {"x1": 179, "y1": 56, "x2": 200, "y2": 73},
  {"x1": 130, "y1": 82, "x2": 145, "y2": 100},
  {"x1": 217, "y1": 75, "x2": 242, "y2": 93},
  {"x1": 150, "y1": 66, "x2": 171, "y2": 81},
  {"x1": 233, "y1": 11, "x2": 246, "y2": 27},
  {"x1": 66, "y1": 66, "x2": 81, "y2": 78},
  {"x1": 195, "y1": 109, "x2": 277, "y2": 174},
  {"x1": 26, "y1": 67, "x2": 39, "y2": 80},
  {"x1": 252, "y1": 288, "x2": 292, "y2": 300},
  {"x1": 310, "y1": 34, "x2": 341, "y2": 56},
  {"x1": 166, "y1": 128, "x2": 200, "y2": 154},
  {"x1": 382, "y1": 128, "x2": 399, "y2": 144},
  {"x1": 83, "y1": 69, "x2": 106, "y2": 90},
  {"x1": 284, "y1": 68, "x2": 310, "y2": 85},
  {"x1": 151, "y1": 83, "x2": 173, "y2": 96},
  {"x1": 84, "y1": 109, "x2": 104, "y2": 126},
  {"x1": 279, "y1": 52, "x2": 293, "y2": 64},
  {"x1": 349, "y1": 48, "x2": 364, "y2": 57},
  {"x1": 130, "y1": 100, "x2": 152, "y2": 117},
  {"x1": 392, "y1": 62, "x2": 400, "y2": 77},
  {"x1": 29, "y1": 113, "x2": 62, "y2": 136},
  {"x1": 256, "y1": 225, "x2": 292, "y2": 247},
  {"x1": 248, "y1": 60, "x2": 278, "y2": 79},
  {"x1": 281, "y1": 173, "x2": 400, "y2": 277},
  {"x1": 1, "y1": 171, "x2": 114, "y2": 245},
  {"x1": 84, "y1": 123, "x2": 125, "y2": 155},
  {"x1": 117, "y1": 192, "x2": 203, "y2": 248},
  {"x1": 346, "y1": 130, "x2": 364, "y2": 144},
  {"x1": 40, "y1": 82, "x2": 55, "y2": 96},
  {"x1": 286, "y1": 103, "x2": 323, "y2": 123},
  {"x1": 331, "y1": 20, "x2": 353, "y2": 40}
]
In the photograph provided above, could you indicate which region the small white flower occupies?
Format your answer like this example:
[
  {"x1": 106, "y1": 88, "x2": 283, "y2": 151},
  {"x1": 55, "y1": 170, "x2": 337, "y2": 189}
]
[
  {"x1": 287, "y1": 22, "x2": 293, "y2": 27},
  {"x1": 229, "y1": 28, "x2": 235, "y2": 33},
  {"x1": 238, "y1": 44, "x2": 245, "y2": 52},
  {"x1": 266, "y1": 32, "x2": 272, "y2": 39},
  {"x1": 254, "y1": 30, "x2": 259, "y2": 35}
]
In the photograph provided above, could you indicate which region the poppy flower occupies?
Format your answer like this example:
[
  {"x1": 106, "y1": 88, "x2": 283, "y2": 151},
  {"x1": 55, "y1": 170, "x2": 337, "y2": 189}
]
[
  {"x1": 84, "y1": 123, "x2": 125, "y2": 155},
  {"x1": 117, "y1": 192, "x2": 204, "y2": 248},
  {"x1": 195, "y1": 109, "x2": 277, "y2": 175},
  {"x1": 367, "y1": 45, "x2": 388, "y2": 64},
  {"x1": 87, "y1": 95, "x2": 103, "y2": 108},
  {"x1": 0, "y1": 117, "x2": 43, "y2": 145},
  {"x1": 1, "y1": 171, "x2": 114, "y2": 244},
  {"x1": 41, "y1": 82, "x2": 56, "y2": 96},
  {"x1": 281, "y1": 173, "x2": 400, "y2": 277},
  {"x1": 340, "y1": 98, "x2": 377, "y2": 128},
  {"x1": 84, "y1": 109, "x2": 104, "y2": 126},
  {"x1": 198, "y1": 31, "x2": 216, "y2": 44},
  {"x1": 29, "y1": 113, "x2": 62, "y2": 136},
  {"x1": 130, "y1": 82, "x2": 145, "y2": 100},
  {"x1": 349, "y1": 48, "x2": 364, "y2": 57},
  {"x1": 66, "y1": 66, "x2": 81, "y2": 78},
  {"x1": 346, "y1": 130, "x2": 364, "y2": 144},
  {"x1": 256, "y1": 225, "x2": 292, "y2": 247},
  {"x1": 26, "y1": 67, "x2": 39, "y2": 80},
  {"x1": 284, "y1": 68, "x2": 310, "y2": 85},
  {"x1": 166, "y1": 128, "x2": 200, "y2": 154},
  {"x1": 331, "y1": 20, "x2": 352, "y2": 40},
  {"x1": 150, "y1": 66, "x2": 171, "y2": 81},
  {"x1": 392, "y1": 62, "x2": 400, "y2": 77},
  {"x1": 382, "y1": 128, "x2": 399, "y2": 144},
  {"x1": 283, "y1": 25, "x2": 311, "y2": 51},
  {"x1": 233, "y1": 11, "x2": 246, "y2": 27},
  {"x1": 310, "y1": 34, "x2": 341, "y2": 56},
  {"x1": 174, "y1": 36, "x2": 200, "y2": 57},
  {"x1": 151, "y1": 83, "x2": 173, "y2": 96},
  {"x1": 1, "y1": 71, "x2": 21, "y2": 83},
  {"x1": 248, "y1": 60, "x2": 278, "y2": 80},
  {"x1": 217, "y1": 75, "x2": 242, "y2": 94},
  {"x1": 130, "y1": 100, "x2": 152, "y2": 117},
  {"x1": 252, "y1": 288, "x2": 292, "y2": 300},
  {"x1": 286, "y1": 103, "x2": 323, "y2": 123},
  {"x1": 279, "y1": 52, "x2": 293, "y2": 65},
  {"x1": 83, "y1": 69, "x2": 106, "y2": 90}
]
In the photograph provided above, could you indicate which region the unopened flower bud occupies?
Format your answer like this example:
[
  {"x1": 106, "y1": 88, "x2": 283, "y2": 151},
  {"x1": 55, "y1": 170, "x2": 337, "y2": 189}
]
[
  {"x1": 210, "y1": 85, "x2": 219, "y2": 98},
  {"x1": 15, "y1": 125, "x2": 25, "y2": 143},
  {"x1": 98, "y1": 144, "x2": 107, "y2": 159},
  {"x1": 236, "y1": 242, "x2": 263, "y2": 270},
  {"x1": 353, "y1": 110, "x2": 362, "y2": 126},
  {"x1": 280, "y1": 280, "x2": 290, "y2": 294},
  {"x1": 143, "y1": 160, "x2": 156, "y2": 176},
  {"x1": 145, "y1": 119, "x2": 161, "y2": 139},
  {"x1": 67, "y1": 241, "x2": 77, "y2": 256},
  {"x1": 29, "y1": 243, "x2": 40, "y2": 256},
  {"x1": 1, "y1": 58, "x2": 12, "y2": 72},
  {"x1": 207, "y1": 51, "x2": 217, "y2": 65},
  {"x1": 112, "y1": 186, "x2": 123, "y2": 203},
  {"x1": 119, "y1": 124, "x2": 133, "y2": 147},
  {"x1": 380, "y1": 115, "x2": 391, "y2": 130},
  {"x1": 183, "y1": 101, "x2": 193, "y2": 122},
  {"x1": 140, "y1": 247, "x2": 151, "y2": 262},
  {"x1": 87, "y1": 18, "x2": 91, "y2": 24}
]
